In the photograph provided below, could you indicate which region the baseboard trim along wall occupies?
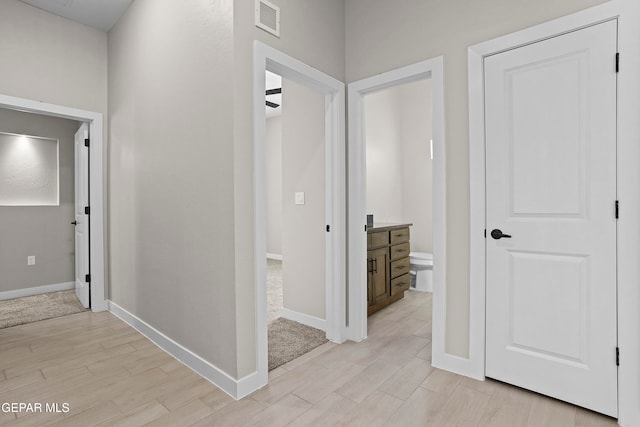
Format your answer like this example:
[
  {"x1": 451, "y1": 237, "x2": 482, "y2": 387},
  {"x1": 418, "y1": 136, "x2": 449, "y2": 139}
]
[
  {"x1": 108, "y1": 301, "x2": 258, "y2": 400},
  {"x1": 266, "y1": 253, "x2": 283, "y2": 261},
  {"x1": 281, "y1": 308, "x2": 327, "y2": 332},
  {"x1": 0, "y1": 282, "x2": 74, "y2": 301}
]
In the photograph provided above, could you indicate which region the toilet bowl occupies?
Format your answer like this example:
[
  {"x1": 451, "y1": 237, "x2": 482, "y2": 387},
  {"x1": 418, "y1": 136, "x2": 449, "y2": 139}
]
[{"x1": 410, "y1": 252, "x2": 433, "y2": 292}]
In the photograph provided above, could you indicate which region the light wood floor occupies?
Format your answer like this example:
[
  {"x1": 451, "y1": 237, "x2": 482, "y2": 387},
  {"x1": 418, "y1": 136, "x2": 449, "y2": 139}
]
[{"x1": 0, "y1": 291, "x2": 618, "y2": 426}]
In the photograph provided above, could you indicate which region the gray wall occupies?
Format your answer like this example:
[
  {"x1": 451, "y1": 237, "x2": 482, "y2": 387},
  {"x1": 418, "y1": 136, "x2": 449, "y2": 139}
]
[
  {"x1": 104, "y1": 0, "x2": 343, "y2": 381},
  {"x1": 108, "y1": 0, "x2": 238, "y2": 377},
  {"x1": 0, "y1": 1, "x2": 107, "y2": 112},
  {"x1": 0, "y1": 109, "x2": 79, "y2": 293},
  {"x1": 346, "y1": 0, "x2": 610, "y2": 356},
  {"x1": 365, "y1": 79, "x2": 433, "y2": 253},
  {"x1": 281, "y1": 78, "x2": 326, "y2": 321},
  {"x1": 0, "y1": 0, "x2": 108, "y2": 300},
  {"x1": 233, "y1": 0, "x2": 346, "y2": 377}
]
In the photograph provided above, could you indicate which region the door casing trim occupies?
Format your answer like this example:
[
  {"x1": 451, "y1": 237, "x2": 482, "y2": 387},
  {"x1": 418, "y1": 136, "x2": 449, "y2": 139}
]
[
  {"x1": 346, "y1": 57, "x2": 446, "y2": 351},
  {"x1": 252, "y1": 41, "x2": 346, "y2": 394},
  {"x1": 469, "y1": 1, "x2": 640, "y2": 424}
]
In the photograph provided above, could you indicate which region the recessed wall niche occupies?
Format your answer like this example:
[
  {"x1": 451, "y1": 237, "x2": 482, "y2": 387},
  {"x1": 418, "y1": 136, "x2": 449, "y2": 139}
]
[{"x1": 0, "y1": 132, "x2": 59, "y2": 206}]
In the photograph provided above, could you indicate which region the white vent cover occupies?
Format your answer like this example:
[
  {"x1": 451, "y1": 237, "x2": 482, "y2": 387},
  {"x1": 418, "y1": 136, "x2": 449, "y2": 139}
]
[{"x1": 255, "y1": 0, "x2": 280, "y2": 38}]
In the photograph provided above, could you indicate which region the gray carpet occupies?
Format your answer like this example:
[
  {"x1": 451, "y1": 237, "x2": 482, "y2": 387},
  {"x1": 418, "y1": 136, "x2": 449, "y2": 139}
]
[
  {"x1": 268, "y1": 317, "x2": 328, "y2": 371},
  {"x1": 0, "y1": 290, "x2": 87, "y2": 329},
  {"x1": 266, "y1": 259, "x2": 328, "y2": 370}
]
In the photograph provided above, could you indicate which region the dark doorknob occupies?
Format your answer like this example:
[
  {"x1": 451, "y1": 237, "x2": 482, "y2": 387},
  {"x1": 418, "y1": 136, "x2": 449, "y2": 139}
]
[
  {"x1": 71, "y1": 221, "x2": 78, "y2": 226},
  {"x1": 491, "y1": 229, "x2": 511, "y2": 239}
]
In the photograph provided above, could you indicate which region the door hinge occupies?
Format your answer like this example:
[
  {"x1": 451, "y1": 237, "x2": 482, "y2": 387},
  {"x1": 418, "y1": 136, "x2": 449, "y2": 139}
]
[
  {"x1": 84, "y1": 138, "x2": 90, "y2": 147},
  {"x1": 484, "y1": 229, "x2": 487, "y2": 238},
  {"x1": 326, "y1": 225, "x2": 330, "y2": 232},
  {"x1": 84, "y1": 206, "x2": 90, "y2": 215},
  {"x1": 616, "y1": 347, "x2": 620, "y2": 366},
  {"x1": 615, "y1": 200, "x2": 619, "y2": 219},
  {"x1": 616, "y1": 52, "x2": 620, "y2": 73},
  {"x1": 85, "y1": 274, "x2": 91, "y2": 283}
]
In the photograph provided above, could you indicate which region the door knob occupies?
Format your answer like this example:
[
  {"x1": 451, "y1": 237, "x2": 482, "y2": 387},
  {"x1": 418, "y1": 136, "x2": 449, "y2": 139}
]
[
  {"x1": 491, "y1": 229, "x2": 511, "y2": 239},
  {"x1": 71, "y1": 221, "x2": 78, "y2": 225}
]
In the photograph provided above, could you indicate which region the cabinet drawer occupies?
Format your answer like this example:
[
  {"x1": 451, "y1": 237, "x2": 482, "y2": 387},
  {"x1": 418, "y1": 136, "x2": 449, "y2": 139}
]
[
  {"x1": 390, "y1": 242, "x2": 410, "y2": 260},
  {"x1": 390, "y1": 257, "x2": 410, "y2": 279},
  {"x1": 368, "y1": 231, "x2": 389, "y2": 249},
  {"x1": 391, "y1": 273, "x2": 410, "y2": 296},
  {"x1": 390, "y1": 228, "x2": 410, "y2": 245}
]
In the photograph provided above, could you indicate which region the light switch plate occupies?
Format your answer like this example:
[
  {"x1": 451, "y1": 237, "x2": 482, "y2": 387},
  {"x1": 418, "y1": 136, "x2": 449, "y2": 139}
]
[
  {"x1": 295, "y1": 192, "x2": 305, "y2": 205},
  {"x1": 27, "y1": 255, "x2": 36, "y2": 266}
]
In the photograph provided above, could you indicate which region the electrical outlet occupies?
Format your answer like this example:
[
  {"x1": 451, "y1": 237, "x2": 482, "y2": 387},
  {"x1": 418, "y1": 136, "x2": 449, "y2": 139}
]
[
  {"x1": 295, "y1": 192, "x2": 305, "y2": 205},
  {"x1": 27, "y1": 256, "x2": 36, "y2": 266}
]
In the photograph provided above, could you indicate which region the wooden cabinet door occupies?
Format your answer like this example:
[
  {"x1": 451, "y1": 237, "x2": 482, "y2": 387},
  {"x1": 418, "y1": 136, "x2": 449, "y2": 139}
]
[{"x1": 367, "y1": 247, "x2": 389, "y2": 306}]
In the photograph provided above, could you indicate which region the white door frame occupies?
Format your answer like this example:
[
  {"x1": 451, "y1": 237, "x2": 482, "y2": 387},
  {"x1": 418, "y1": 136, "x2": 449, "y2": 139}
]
[
  {"x1": 346, "y1": 58, "x2": 446, "y2": 345},
  {"x1": 469, "y1": 1, "x2": 640, "y2": 425},
  {"x1": 253, "y1": 41, "x2": 346, "y2": 388},
  {"x1": 0, "y1": 93, "x2": 106, "y2": 312}
]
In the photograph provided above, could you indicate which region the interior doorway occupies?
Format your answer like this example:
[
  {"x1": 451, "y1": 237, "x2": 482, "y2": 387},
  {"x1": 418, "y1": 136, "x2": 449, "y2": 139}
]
[
  {"x1": 252, "y1": 42, "x2": 346, "y2": 392},
  {"x1": 0, "y1": 93, "x2": 106, "y2": 312},
  {"x1": 347, "y1": 58, "x2": 446, "y2": 352},
  {"x1": 264, "y1": 69, "x2": 330, "y2": 371},
  {"x1": 0, "y1": 107, "x2": 98, "y2": 327}
]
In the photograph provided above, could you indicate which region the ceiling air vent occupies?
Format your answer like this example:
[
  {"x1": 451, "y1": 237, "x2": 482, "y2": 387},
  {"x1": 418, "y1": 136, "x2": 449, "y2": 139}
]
[{"x1": 255, "y1": 0, "x2": 280, "y2": 38}]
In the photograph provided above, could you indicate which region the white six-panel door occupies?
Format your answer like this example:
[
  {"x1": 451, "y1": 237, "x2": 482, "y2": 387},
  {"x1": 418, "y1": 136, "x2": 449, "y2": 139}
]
[
  {"x1": 485, "y1": 20, "x2": 618, "y2": 416},
  {"x1": 74, "y1": 123, "x2": 90, "y2": 309}
]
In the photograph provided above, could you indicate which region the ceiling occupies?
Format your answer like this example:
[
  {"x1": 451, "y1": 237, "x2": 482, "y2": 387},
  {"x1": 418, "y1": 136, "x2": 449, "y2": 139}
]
[{"x1": 19, "y1": 0, "x2": 133, "y2": 32}]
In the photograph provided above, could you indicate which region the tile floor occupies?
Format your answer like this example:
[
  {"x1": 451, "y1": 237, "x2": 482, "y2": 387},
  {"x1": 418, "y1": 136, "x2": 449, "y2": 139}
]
[{"x1": 0, "y1": 291, "x2": 618, "y2": 426}]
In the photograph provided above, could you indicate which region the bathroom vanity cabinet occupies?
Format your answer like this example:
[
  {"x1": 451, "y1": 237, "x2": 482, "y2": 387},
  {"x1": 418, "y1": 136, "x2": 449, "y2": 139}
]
[{"x1": 367, "y1": 223, "x2": 412, "y2": 315}]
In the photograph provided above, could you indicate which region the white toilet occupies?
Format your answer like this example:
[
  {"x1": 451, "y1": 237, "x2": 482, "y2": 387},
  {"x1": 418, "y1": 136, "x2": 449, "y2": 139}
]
[{"x1": 409, "y1": 252, "x2": 433, "y2": 292}]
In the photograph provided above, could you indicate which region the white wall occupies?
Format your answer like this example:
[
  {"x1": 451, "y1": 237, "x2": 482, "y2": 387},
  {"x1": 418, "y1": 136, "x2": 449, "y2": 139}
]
[
  {"x1": 265, "y1": 116, "x2": 283, "y2": 257},
  {"x1": 0, "y1": 0, "x2": 108, "y2": 300},
  {"x1": 0, "y1": 109, "x2": 79, "y2": 293},
  {"x1": 365, "y1": 88, "x2": 403, "y2": 223},
  {"x1": 281, "y1": 78, "x2": 326, "y2": 321},
  {"x1": 399, "y1": 80, "x2": 433, "y2": 254},
  {"x1": 346, "y1": 0, "x2": 610, "y2": 357},
  {"x1": 365, "y1": 79, "x2": 433, "y2": 253}
]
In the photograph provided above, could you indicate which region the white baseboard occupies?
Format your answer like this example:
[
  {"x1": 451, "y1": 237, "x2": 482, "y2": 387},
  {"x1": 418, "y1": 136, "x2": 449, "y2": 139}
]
[
  {"x1": 0, "y1": 282, "x2": 74, "y2": 301},
  {"x1": 266, "y1": 253, "x2": 282, "y2": 261},
  {"x1": 108, "y1": 301, "x2": 263, "y2": 400},
  {"x1": 281, "y1": 308, "x2": 327, "y2": 332}
]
